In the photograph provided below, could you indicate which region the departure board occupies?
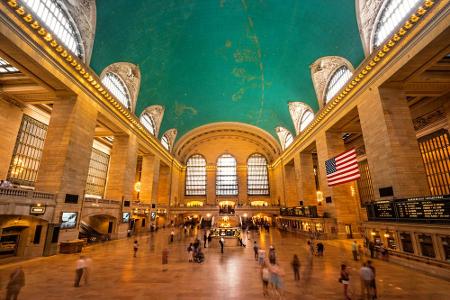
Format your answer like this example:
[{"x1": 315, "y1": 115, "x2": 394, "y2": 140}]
[{"x1": 368, "y1": 195, "x2": 450, "y2": 223}]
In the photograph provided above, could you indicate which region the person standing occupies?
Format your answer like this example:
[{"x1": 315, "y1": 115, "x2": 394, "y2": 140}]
[
  {"x1": 269, "y1": 245, "x2": 276, "y2": 264},
  {"x1": 162, "y1": 248, "x2": 169, "y2": 271},
  {"x1": 258, "y1": 248, "x2": 266, "y2": 266},
  {"x1": 369, "y1": 241, "x2": 375, "y2": 259},
  {"x1": 170, "y1": 230, "x2": 175, "y2": 243},
  {"x1": 74, "y1": 256, "x2": 85, "y2": 287},
  {"x1": 253, "y1": 241, "x2": 259, "y2": 260},
  {"x1": 219, "y1": 237, "x2": 224, "y2": 254},
  {"x1": 291, "y1": 254, "x2": 300, "y2": 281},
  {"x1": 359, "y1": 263, "x2": 374, "y2": 300},
  {"x1": 187, "y1": 243, "x2": 193, "y2": 262},
  {"x1": 316, "y1": 242, "x2": 324, "y2": 256},
  {"x1": 352, "y1": 241, "x2": 359, "y2": 261},
  {"x1": 5, "y1": 266, "x2": 25, "y2": 300},
  {"x1": 339, "y1": 264, "x2": 351, "y2": 300},
  {"x1": 367, "y1": 260, "x2": 377, "y2": 299},
  {"x1": 133, "y1": 240, "x2": 139, "y2": 257},
  {"x1": 203, "y1": 232, "x2": 207, "y2": 248}
]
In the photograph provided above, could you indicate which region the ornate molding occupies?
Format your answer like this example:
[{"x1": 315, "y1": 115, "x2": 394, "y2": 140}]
[
  {"x1": 356, "y1": 0, "x2": 384, "y2": 56},
  {"x1": 63, "y1": 0, "x2": 96, "y2": 64},
  {"x1": 275, "y1": 126, "x2": 292, "y2": 150},
  {"x1": 100, "y1": 62, "x2": 141, "y2": 114},
  {"x1": 413, "y1": 108, "x2": 446, "y2": 131},
  {"x1": 141, "y1": 105, "x2": 164, "y2": 137},
  {"x1": 288, "y1": 101, "x2": 314, "y2": 135},
  {"x1": 310, "y1": 56, "x2": 354, "y2": 108}
]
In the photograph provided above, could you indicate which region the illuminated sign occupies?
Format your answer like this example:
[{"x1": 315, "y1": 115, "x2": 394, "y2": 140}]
[{"x1": 30, "y1": 206, "x2": 46, "y2": 215}]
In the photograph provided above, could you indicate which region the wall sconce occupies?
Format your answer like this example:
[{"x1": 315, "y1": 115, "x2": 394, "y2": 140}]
[
  {"x1": 384, "y1": 233, "x2": 390, "y2": 238},
  {"x1": 206, "y1": 213, "x2": 211, "y2": 218},
  {"x1": 316, "y1": 191, "x2": 323, "y2": 203},
  {"x1": 134, "y1": 182, "x2": 141, "y2": 193},
  {"x1": 370, "y1": 231, "x2": 376, "y2": 236},
  {"x1": 243, "y1": 213, "x2": 248, "y2": 218}
]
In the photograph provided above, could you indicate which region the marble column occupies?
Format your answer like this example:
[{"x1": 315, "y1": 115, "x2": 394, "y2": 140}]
[{"x1": 358, "y1": 86, "x2": 429, "y2": 199}]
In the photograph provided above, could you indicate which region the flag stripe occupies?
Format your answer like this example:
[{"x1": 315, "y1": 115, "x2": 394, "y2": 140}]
[{"x1": 325, "y1": 148, "x2": 360, "y2": 187}]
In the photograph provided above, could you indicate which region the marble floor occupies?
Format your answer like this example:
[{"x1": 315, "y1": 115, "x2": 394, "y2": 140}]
[{"x1": 0, "y1": 228, "x2": 449, "y2": 300}]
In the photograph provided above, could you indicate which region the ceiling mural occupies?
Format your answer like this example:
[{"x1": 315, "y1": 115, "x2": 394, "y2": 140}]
[{"x1": 91, "y1": 0, "x2": 364, "y2": 140}]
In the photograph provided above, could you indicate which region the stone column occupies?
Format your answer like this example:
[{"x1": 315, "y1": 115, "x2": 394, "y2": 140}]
[
  {"x1": 35, "y1": 96, "x2": 97, "y2": 242},
  {"x1": 0, "y1": 98, "x2": 23, "y2": 179},
  {"x1": 316, "y1": 131, "x2": 362, "y2": 238},
  {"x1": 140, "y1": 155, "x2": 159, "y2": 204},
  {"x1": 296, "y1": 153, "x2": 317, "y2": 207},
  {"x1": 358, "y1": 87, "x2": 429, "y2": 199},
  {"x1": 237, "y1": 165, "x2": 247, "y2": 205}
]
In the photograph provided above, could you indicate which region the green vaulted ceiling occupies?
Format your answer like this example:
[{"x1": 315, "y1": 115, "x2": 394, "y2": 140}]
[{"x1": 91, "y1": 0, "x2": 364, "y2": 140}]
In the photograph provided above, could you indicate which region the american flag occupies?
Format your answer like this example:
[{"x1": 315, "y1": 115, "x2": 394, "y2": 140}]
[{"x1": 325, "y1": 148, "x2": 360, "y2": 186}]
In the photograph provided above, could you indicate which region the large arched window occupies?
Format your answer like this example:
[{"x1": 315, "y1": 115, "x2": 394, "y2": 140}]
[
  {"x1": 324, "y1": 66, "x2": 352, "y2": 103},
  {"x1": 372, "y1": 0, "x2": 422, "y2": 49},
  {"x1": 140, "y1": 113, "x2": 156, "y2": 135},
  {"x1": 23, "y1": 0, "x2": 84, "y2": 58},
  {"x1": 161, "y1": 135, "x2": 170, "y2": 151},
  {"x1": 299, "y1": 109, "x2": 314, "y2": 132},
  {"x1": 185, "y1": 155, "x2": 207, "y2": 196},
  {"x1": 216, "y1": 154, "x2": 238, "y2": 196},
  {"x1": 101, "y1": 72, "x2": 131, "y2": 109},
  {"x1": 247, "y1": 154, "x2": 269, "y2": 195}
]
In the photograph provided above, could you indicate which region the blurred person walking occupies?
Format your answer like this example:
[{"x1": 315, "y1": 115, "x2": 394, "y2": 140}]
[
  {"x1": 253, "y1": 241, "x2": 259, "y2": 260},
  {"x1": 359, "y1": 262, "x2": 374, "y2": 300},
  {"x1": 162, "y1": 248, "x2": 169, "y2": 271},
  {"x1": 339, "y1": 264, "x2": 351, "y2": 300},
  {"x1": 5, "y1": 266, "x2": 25, "y2": 300},
  {"x1": 74, "y1": 256, "x2": 85, "y2": 287},
  {"x1": 367, "y1": 260, "x2": 377, "y2": 299},
  {"x1": 352, "y1": 241, "x2": 359, "y2": 261},
  {"x1": 260, "y1": 262, "x2": 270, "y2": 297},
  {"x1": 83, "y1": 256, "x2": 93, "y2": 285},
  {"x1": 133, "y1": 240, "x2": 139, "y2": 257}
]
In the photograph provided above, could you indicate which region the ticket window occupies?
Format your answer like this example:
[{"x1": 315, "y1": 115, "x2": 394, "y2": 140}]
[
  {"x1": 400, "y1": 232, "x2": 414, "y2": 253},
  {"x1": 441, "y1": 236, "x2": 450, "y2": 262},
  {"x1": 384, "y1": 231, "x2": 397, "y2": 250},
  {"x1": 418, "y1": 234, "x2": 435, "y2": 258}
]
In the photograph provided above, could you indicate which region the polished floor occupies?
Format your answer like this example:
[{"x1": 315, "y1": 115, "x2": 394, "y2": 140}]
[{"x1": 1, "y1": 228, "x2": 449, "y2": 300}]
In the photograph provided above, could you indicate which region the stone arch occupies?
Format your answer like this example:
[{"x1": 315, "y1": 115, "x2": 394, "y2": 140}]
[
  {"x1": 100, "y1": 62, "x2": 141, "y2": 113},
  {"x1": 161, "y1": 128, "x2": 177, "y2": 152},
  {"x1": 275, "y1": 126, "x2": 294, "y2": 150},
  {"x1": 310, "y1": 56, "x2": 354, "y2": 108}
]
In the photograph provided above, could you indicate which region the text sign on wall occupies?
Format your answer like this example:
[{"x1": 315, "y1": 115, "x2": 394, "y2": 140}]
[{"x1": 30, "y1": 206, "x2": 46, "y2": 215}]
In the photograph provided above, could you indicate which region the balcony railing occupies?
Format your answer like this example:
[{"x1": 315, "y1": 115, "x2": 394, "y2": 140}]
[
  {"x1": 84, "y1": 197, "x2": 121, "y2": 206},
  {"x1": 0, "y1": 187, "x2": 55, "y2": 201}
]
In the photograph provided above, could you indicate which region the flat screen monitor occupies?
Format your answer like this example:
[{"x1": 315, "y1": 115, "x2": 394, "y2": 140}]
[
  {"x1": 122, "y1": 212, "x2": 130, "y2": 223},
  {"x1": 61, "y1": 212, "x2": 78, "y2": 229}
]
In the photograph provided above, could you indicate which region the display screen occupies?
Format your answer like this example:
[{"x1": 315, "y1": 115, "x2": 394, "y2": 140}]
[
  {"x1": 122, "y1": 212, "x2": 130, "y2": 223},
  {"x1": 61, "y1": 212, "x2": 78, "y2": 229},
  {"x1": 151, "y1": 212, "x2": 156, "y2": 220},
  {"x1": 367, "y1": 196, "x2": 450, "y2": 223}
]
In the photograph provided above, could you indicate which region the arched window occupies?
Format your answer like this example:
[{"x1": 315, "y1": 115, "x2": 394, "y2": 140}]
[
  {"x1": 216, "y1": 154, "x2": 238, "y2": 195},
  {"x1": 284, "y1": 131, "x2": 294, "y2": 148},
  {"x1": 23, "y1": 0, "x2": 84, "y2": 58},
  {"x1": 140, "y1": 113, "x2": 156, "y2": 135},
  {"x1": 299, "y1": 109, "x2": 314, "y2": 132},
  {"x1": 324, "y1": 66, "x2": 352, "y2": 103},
  {"x1": 247, "y1": 154, "x2": 269, "y2": 195},
  {"x1": 185, "y1": 155, "x2": 207, "y2": 196},
  {"x1": 372, "y1": 0, "x2": 422, "y2": 49},
  {"x1": 101, "y1": 72, "x2": 131, "y2": 109},
  {"x1": 161, "y1": 134, "x2": 170, "y2": 151}
]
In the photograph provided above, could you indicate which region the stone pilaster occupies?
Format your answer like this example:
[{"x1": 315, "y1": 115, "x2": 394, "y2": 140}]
[
  {"x1": 237, "y1": 166, "x2": 247, "y2": 205},
  {"x1": 316, "y1": 131, "x2": 362, "y2": 238},
  {"x1": 296, "y1": 153, "x2": 317, "y2": 207},
  {"x1": 358, "y1": 87, "x2": 429, "y2": 199},
  {"x1": 157, "y1": 163, "x2": 170, "y2": 207},
  {"x1": 34, "y1": 96, "x2": 97, "y2": 242},
  {"x1": 0, "y1": 98, "x2": 23, "y2": 179},
  {"x1": 283, "y1": 161, "x2": 299, "y2": 207},
  {"x1": 140, "y1": 155, "x2": 158, "y2": 204},
  {"x1": 206, "y1": 165, "x2": 216, "y2": 205},
  {"x1": 104, "y1": 134, "x2": 138, "y2": 201}
]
